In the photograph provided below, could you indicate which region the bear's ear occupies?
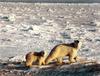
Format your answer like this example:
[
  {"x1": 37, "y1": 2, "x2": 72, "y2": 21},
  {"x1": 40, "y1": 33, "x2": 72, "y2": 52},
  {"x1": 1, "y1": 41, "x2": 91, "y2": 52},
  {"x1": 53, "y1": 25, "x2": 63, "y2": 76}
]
[
  {"x1": 73, "y1": 40, "x2": 79, "y2": 48},
  {"x1": 74, "y1": 40, "x2": 79, "y2": 44}
]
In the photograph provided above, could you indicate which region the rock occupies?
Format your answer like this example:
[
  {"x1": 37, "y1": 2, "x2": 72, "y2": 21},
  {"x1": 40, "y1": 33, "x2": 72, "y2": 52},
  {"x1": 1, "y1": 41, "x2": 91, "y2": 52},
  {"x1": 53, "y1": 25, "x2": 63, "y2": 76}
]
[
  {"x1": 60, "y1": 32, "x2": 71, "y2": 39},
  {"x1": 48, "y1": 39, "x2": 63, "y2": 44},
  {"x1": 87, "y1": 27, "x2": 96, "y2": 32},
  {"x1": 0, "y1": 16, "x2": 9, "y2": 21},
  {"x1": 47, "y1": 8, "x2": 54, "y2": 13},
  {"x1": 46, "y1": 19, "x2": 54, "y2": 23},
  {"x1": 1, "y1": 38, "x2": 11, "y2": 42},
  {"x1": 20, "y1": 24, "x2": 33, "y2": 31},
  {"x1": 40, "y1": 16, "x2": 46, "y2": 20},
  {"x1": 94, "y1": 37, "x2": 100, "y2": 42},
  {"x1": 89, "y1": 22, "x2": 96, "y2": 26}
]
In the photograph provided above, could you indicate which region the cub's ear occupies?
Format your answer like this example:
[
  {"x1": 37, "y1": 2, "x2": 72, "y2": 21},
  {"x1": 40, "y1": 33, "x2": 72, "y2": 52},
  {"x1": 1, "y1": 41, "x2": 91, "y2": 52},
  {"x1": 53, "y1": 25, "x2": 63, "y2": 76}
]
[
  {"x1": 40, "y1": 51, "x2": 45, "y2": 56},
  {"x1": 26, "y1": 52, "x2": 33, "y2": 59}
]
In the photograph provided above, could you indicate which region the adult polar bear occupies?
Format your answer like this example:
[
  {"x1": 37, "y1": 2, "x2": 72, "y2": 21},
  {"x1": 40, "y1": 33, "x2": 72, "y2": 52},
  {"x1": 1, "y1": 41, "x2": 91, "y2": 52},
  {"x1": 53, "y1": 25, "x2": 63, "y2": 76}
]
[{"x1": 45, "y1": 40, "x2": 82, "y2": 64}]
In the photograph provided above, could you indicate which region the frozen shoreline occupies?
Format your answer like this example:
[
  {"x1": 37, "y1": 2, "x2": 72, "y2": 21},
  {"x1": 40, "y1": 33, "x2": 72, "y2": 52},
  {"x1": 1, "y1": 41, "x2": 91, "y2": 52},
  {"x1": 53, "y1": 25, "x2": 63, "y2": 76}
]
[{"x1": 0, "y1": 3, "x2": 100, "y2": 76}]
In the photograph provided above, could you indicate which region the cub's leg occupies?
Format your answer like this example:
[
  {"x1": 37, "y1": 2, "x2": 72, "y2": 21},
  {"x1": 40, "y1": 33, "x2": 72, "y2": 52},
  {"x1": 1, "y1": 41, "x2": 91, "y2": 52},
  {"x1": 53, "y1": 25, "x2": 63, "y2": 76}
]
[
  {"x1": 39, "y1": 60, "x2": 42, "y2": 65},
  {"x1": 26, "y1": 59, "x2": 34, "y2": 68},
  {"x1": 26, "y1": 56, "x2": 37, "y2": 68},
  {"x1": 39, "y1": 57, "x2": 45, "y2": 65}
]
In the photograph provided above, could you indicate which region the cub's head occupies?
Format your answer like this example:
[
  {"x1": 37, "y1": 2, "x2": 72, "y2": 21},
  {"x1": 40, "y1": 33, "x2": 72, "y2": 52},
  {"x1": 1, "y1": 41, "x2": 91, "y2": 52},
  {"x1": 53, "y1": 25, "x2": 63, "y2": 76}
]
[
  {"x1": 40, "y1": 51, "x2": 45, "y2": 57},
  {"x1": 40, "y1": 51, "x2": 47, "y2": 57}
]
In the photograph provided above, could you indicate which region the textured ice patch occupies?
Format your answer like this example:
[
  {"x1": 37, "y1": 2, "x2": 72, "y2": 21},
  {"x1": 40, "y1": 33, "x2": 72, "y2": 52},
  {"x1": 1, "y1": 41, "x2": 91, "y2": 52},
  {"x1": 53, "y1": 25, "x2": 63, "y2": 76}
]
[
  {"x1": 8, "y1": 14, "x2": 16, "y2": 22},
  {"x1": 8, "y1": 55, "x2": 25, "y2": 62},
  {"x1": 94, "y1": 20, "x2": 100, "y2": 26},
  {"x1": 20, "y1": 23, "x2": 33, "y2": 31}
]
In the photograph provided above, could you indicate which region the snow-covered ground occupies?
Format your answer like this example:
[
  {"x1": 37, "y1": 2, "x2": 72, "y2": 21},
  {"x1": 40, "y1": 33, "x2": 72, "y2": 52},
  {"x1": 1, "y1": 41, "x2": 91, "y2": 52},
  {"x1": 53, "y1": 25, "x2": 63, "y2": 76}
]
[
  {"x1": 0, "y1": 3, "x2": 100, "y2": 63},
  {"x1": 0, "y1": 3, "x2": 100, "y2": 76}
]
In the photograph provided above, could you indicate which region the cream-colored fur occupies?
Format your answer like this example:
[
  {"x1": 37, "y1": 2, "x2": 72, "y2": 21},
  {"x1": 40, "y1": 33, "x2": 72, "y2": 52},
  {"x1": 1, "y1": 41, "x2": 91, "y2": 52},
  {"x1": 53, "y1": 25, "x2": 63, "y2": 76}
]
[
  {"x1": 25, "y1": 51, "x2": 47, "y2": 67},
  {"x1": 45, "y1": 40, "x2": 82, "y2": 64}
]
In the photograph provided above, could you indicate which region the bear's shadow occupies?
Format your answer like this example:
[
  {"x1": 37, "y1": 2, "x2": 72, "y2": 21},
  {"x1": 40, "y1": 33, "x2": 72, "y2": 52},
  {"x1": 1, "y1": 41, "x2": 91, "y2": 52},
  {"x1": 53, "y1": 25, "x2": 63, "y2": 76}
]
[{"x1": 0, "y1": 61, "x2": 100, "y2": 76}]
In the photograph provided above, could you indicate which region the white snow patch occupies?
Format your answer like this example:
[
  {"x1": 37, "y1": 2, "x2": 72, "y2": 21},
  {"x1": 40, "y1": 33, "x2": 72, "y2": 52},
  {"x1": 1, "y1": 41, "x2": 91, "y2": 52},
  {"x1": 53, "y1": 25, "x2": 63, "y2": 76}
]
[
  {"x1": 94, "y1": 20, "x2": 100, "y2": 26},
  {"x1": 8, "y1": 55, "x2": 26, "y2": 62},
  {"x1": 8, "y1": 14, "x2": 16, "y2": 22}
]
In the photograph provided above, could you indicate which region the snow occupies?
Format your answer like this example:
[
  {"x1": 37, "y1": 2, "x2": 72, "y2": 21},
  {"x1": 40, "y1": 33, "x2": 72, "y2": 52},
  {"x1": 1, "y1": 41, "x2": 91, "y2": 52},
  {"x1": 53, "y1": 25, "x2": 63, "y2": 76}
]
[{"x1": 0, "y1": 3, "x2": 99, "y2": 64}]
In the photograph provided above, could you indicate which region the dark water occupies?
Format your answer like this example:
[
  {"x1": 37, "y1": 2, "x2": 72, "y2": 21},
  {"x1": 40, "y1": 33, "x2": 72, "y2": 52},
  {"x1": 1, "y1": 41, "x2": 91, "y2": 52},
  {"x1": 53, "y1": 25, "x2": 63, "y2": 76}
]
[{"x1": 0, "y1": 0, "x2": 100, "y2": 3}]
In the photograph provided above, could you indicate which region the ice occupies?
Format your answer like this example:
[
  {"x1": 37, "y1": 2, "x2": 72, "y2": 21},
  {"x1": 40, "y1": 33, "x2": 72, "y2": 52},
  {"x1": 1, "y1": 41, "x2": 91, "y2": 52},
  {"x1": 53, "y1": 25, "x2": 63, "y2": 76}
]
[{"x1": 0, "y1": 3, "x2": 99, "y2": 64}]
